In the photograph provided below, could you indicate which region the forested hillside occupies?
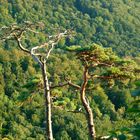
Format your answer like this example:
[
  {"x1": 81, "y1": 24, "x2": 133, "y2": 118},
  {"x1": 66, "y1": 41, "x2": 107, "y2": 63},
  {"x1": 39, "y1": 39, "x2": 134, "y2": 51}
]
[{"x1": 0, "y1": 0, "x2": 140, "y2": 139}]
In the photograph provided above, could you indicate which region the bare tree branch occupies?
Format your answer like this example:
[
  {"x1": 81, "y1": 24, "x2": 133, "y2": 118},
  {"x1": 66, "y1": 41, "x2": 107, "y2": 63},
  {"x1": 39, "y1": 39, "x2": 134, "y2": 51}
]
[
  {"x1": 16, "y1": 37, "x2": 31, "y2": 54},
  {"x1": 46, "y1": 41, "x2": 55, "y2": 59},
  {"x1": 63, "y1": 76, "x2": 81, "y2": 89},
  {"x1": 50, "y1": 75, "x2": 81, "y2": 90},
  {"x1": 68, "y1": 80, "x2": 81, "y2": 90},
  {"x1": 46, "y1": 30, "x2": 68, "y2": 59},
  {"x1": 50, "y1": 82, "x2": 69, "y2": 89},
  {"x1": 50, "y1": 80, "x2": 81, "y2": 90}
]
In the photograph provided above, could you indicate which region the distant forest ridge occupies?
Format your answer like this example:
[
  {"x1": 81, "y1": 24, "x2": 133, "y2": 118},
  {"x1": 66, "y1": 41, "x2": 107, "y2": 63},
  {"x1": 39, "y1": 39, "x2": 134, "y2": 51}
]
[{"x1": 0, "y1": 0, "x2": 140, "y2": 56}]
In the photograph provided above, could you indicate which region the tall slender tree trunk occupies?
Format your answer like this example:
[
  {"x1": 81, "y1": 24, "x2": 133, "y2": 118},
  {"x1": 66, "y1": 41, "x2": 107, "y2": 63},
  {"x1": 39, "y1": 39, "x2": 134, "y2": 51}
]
[
  {"x1": 80, "y1": 67, "x2": 96, "y2": 140},
  {"x1": 41, "y1": 59, "x2": 53, "y2": 140}
]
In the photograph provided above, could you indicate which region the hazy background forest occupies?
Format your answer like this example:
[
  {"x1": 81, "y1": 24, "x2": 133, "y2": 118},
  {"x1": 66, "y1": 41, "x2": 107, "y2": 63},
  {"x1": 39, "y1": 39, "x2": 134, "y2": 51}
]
[{"x1": 0, "y1": 0, "x2": 140, "y2": 139}]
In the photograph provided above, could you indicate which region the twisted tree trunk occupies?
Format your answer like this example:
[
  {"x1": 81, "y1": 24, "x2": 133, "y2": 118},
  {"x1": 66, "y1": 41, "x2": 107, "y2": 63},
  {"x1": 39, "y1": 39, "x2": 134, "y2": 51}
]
[
  {"x1": 80, "y1": 67, "x2": 96, "y2": 140},
  {"x1": 41, "y1": 59, "x2": 53, "y2": 140}
]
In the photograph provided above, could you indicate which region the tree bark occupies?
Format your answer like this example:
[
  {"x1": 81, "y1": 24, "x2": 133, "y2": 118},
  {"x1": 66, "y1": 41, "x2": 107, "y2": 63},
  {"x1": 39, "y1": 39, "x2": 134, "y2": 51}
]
[
  {"x1": 41, "y1": 59, "x2": 53, "y2": 140},
  {"x1": 80, "y1": 67, "x2": 96, "y2": 140}
]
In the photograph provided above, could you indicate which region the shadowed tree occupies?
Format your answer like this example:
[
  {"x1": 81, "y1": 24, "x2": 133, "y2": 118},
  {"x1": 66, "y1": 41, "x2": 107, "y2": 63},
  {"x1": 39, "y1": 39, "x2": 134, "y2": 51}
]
[{"x1": 0, "y1": 22, "x2": 71, "y2": 140}]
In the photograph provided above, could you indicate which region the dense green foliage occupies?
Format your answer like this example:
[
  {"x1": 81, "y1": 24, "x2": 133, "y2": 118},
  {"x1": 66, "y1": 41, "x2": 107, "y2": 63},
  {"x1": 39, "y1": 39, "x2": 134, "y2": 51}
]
[
  {"x1": 0, "y1": 0, "x2": 140, "y2": 55},
  {"x1": 0, "y1": 0, "x2": 140, "y2": 139}
]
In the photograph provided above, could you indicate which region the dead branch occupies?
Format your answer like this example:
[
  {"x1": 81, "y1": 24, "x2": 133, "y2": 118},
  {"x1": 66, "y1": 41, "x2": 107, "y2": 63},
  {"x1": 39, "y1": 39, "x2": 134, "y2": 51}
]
[
  {"x1": 67, "y1": 80, "x2": 81, "y2": 90},
  {"x1": 46, "y1": 30, "x2": 68, "y2": 59},
  {"x1": 50, "y1": 80, "x2": 81, "y2": 90},
  {"x1": 15, "y1": 37, "x2": 30, "y2": 54},
  {"x1": 50, "y1": 82, "x2": 69, "y2": 89}
]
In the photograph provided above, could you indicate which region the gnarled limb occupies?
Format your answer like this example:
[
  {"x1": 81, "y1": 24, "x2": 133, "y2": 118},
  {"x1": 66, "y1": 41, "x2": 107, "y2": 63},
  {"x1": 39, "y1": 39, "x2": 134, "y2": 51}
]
[
  {"x1": 50, "y1": 79, "x2": 81, "y2": 90},
  {"x1": 80, "y1": 67, "x2": 96, "y2": 140},
  {"x1": 46, "y1": 30, "x2": 68, "y2": 59},
  {"x1": 16, "y1": 37, "x2": 31, "y2": 54}
]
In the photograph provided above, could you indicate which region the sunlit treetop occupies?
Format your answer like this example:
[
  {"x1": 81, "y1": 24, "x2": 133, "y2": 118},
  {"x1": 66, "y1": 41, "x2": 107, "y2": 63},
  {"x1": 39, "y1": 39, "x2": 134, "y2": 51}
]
[{"x1": 66, "y1": 44, "x2": 140, "y2": 82}]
